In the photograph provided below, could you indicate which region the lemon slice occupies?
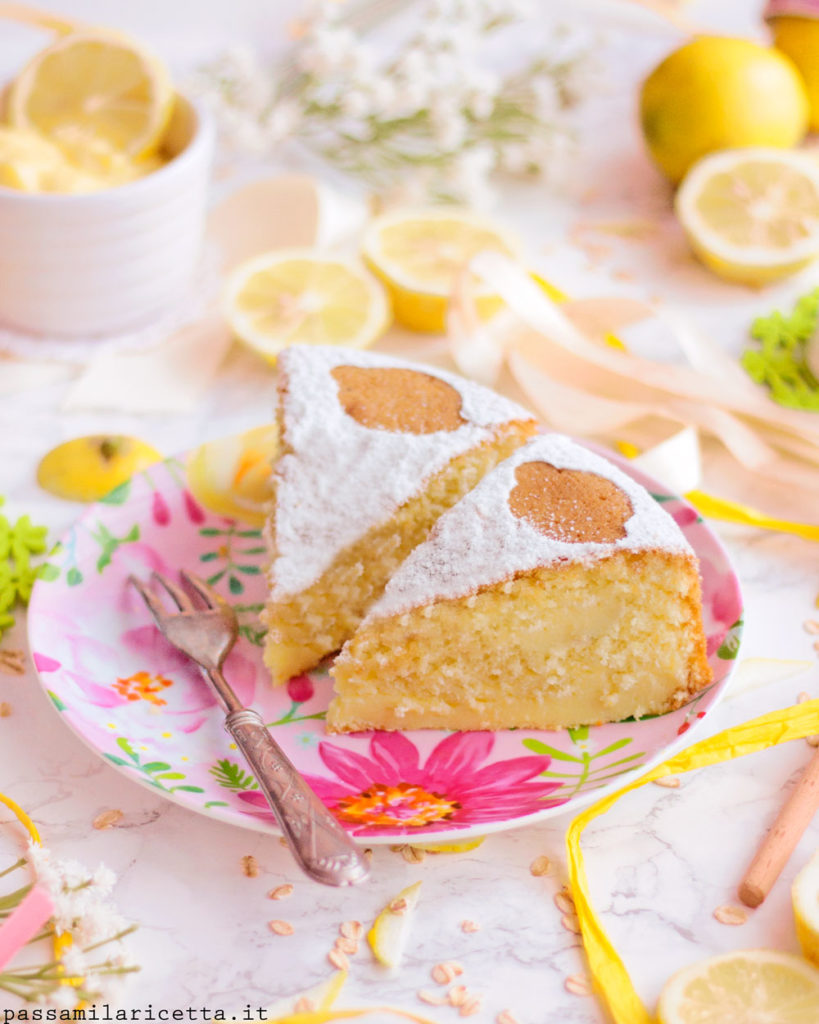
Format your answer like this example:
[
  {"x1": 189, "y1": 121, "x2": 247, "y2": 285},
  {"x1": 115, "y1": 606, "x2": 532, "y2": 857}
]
[
  {"x1": 8, "y1": 30, "x2": 174, "y2": 159},
  {"x1": 186, "y1": 425, "x2": 278, "y2": 526},
  {"x1": 37, "y1": 435, "x2": 163, "y2": 502},
  {"x1": 362, "y1": 208, "x2": 518, "y2": 332},
  {"x1": 411, "y1": 837, "x2": 485, "y2": 854},
  {"x1": 675, "y1": 148, "x2": 819, "y2": 285},
  {"x1": 261, "y1": 969, "x2": 346, "y2": 1018},
  {"x1": 223, "y1": 250, "x2": 390, "y2": 363},
  {"x1": 657, "y1": 950, "x2": 819, "y2": 1024},
  {"x1": 367, "y1": 881, "x2": 422, "y2": 968},
  {"x1": 794, "y1": 850, "x2": 819, "y2": 968}
]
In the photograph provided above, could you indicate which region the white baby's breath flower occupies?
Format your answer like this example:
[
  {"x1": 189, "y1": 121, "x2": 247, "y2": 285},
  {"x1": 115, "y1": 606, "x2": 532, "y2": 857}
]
[
  {"x1": 49, "y1": 986, "x2": 79, "y2": 1010},
  {"x1": 264, "y1": 100, "x2": 301, "y2": 143},
  {"x1": 341, "y1": 89, "x2": 372, "y2": 119},
  {"x1": 59, "y1": 945, "x2": 89, "y2": 979},
  {"x1": 431, "y1": 99, "x2": 468, "y2": 151},
  {"x1": 91, "y1": 865, "x2": 117, "y2": 897}
]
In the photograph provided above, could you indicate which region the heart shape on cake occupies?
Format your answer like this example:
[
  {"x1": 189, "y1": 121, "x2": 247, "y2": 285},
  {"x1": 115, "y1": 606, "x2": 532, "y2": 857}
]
[
  {"x1": 331, "y1": 366, "x2": 466, "y2": 434},
  {"x1": 508, "y1": 461, "x2": 633, "y2": 543}
]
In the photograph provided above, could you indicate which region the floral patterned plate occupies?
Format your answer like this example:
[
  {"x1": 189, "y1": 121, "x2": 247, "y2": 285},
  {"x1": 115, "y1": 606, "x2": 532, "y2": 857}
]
[{"x1": 27, "y1": 450, "x2": 743, "y2": 843}]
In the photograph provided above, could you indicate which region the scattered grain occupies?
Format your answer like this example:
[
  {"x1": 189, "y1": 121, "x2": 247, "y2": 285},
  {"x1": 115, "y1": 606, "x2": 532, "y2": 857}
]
[
  {"x1": 561, "y1": 913, "x2": 582, "y2": 934},
  {"x1": 713, "y1": 904, "x2": 748, "y2": 926},
  {"x1": 92, "y1": 809, "x2": 123, "y2": 830},
  {"x1": 417, "y1": 990, "x2": 447, "y2": 1006},
  {"x1": 496, "y1": 1012, "x2": 519, "y2": 1024},
  {"x1": 798, "y1": 692, "x2": 811, "y2": 704},
  {"x1": 389, "y1": 897, "x2": 408, "y2": 915},
  {"x1": 241, "y1": 855, "x2": 260, "y2": 877},
  {"x1": 565, "y1": 974, "x2": 591, "y2": 996},
  {"x1": 432, "y1": 961, "x2": 464, "y2": 985},
  {"x1": 340, "y1": 920, "x2": 363, "y2": 941},
  {"x1": 804, "y1": 620, "x2": 819, "y2": 635},
  {"x1": 294, "y1": 999, "x2": 314, "y2": 1013},
  {"x1": 460, "y1": 919, "x2": 480, "y2": 933},
  {"x1": 807, "y1": 733, "x2": 819, "y2": 748},
  {"x1": 279, "y1": 836, "x2": 288, "y2": 848},
  {"x1": 529, "y1": 855, "x2": 552, "y2": 877},
  {"x1": 268, "y1": 920, "x2": 294, "y2": 936},
  {"x1": 0, "y1": 702, "x2": 12, "y2": 717},
  {"x1": 554, "y1": 889, "x2": 575, "y2": 915},
  {"x1": 268, "y1": 884, "x2": 294, "y2": 900},
  {"x1": 0, "y1": 649, "x2": 25, "y2": 675},
  {"x1": 447, "y1": 985, "x2": 468, "y2": 1007},
  {"x1": 335, "y1": 936, "x2": 358, "y2": 955},
  {"x1": 363, "y1": 847, "x2": 373, "y2": 862},
  {"x1": 401, "y1": 845, "x2": 426, "y2": 864},
  {"x1": 328, "y1": 948, "x2": 349, "y2": 971},
  {"x1": 653, "y1": 776, "x2": 680, "y2": 789},
  {"x1": 460, "y1": 997, "x2": 482, "y2": 1017}
]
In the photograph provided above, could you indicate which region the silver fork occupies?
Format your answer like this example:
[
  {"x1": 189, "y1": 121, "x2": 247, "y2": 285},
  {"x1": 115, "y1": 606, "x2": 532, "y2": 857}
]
[{"x1": 128, "y1": 570, "x2": 370, "y2": 887}]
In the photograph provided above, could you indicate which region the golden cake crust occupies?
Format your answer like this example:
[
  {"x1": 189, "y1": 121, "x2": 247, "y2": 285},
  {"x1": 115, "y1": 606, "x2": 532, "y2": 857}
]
[{"x1": 331, "y1": 365, "x2": 466, "y2": 434}]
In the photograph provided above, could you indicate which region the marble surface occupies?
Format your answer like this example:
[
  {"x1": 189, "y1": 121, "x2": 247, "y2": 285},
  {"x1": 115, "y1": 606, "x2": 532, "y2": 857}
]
[{"x1": 2, "y1": 2, "x2": 819, "y2": 1021}]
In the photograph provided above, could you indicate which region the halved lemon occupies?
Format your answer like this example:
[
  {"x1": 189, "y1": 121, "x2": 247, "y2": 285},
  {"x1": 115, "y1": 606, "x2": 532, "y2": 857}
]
[
  {"x1": 186, "y1": 425, "x2": 279, "y2": 527},
  {"x1": 675, "y1": 148, "x2": 819, "y2": 285},
  {"x1": 367, "y1": 881, "x2": 422, "y2": 968},
  {"x1": 8, "y1": 30, "x2": 174, "y2": 159},
  {"x1": 362, "y1": 208, "x2": 518, "y2": 332},
  {"x1": 223, "y1": 250, "x2": 390, "y2": 363},
  {"x1": 657, "y1": 949, "x2": 819, "y2": 1024},
  {"x1": 794, "y1": 850, "x2": 819, "y2": 968}
]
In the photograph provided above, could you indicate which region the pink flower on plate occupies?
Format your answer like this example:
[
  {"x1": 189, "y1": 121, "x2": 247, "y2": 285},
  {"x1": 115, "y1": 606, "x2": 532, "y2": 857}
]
[
  {"x1": 239, "y1": 731, "x2": 565, "y2": 836},
  {"x1": 44, "y1": 617, "x2": 257, "y2": 735}
]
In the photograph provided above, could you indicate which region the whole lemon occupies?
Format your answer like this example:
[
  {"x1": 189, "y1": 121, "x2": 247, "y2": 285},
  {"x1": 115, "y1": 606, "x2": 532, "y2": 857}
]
[
  {"x1": 640, "y1": 35, "x2": 809, "y2": 183},
  {"x1": 770, "y1": 16, "x2": 819, "y2": 131}
]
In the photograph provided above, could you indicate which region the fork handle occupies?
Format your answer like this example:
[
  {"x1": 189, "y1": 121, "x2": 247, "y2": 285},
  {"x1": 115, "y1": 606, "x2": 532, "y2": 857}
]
[{"x1": 224, "y1": 709, "x2": 370, "y2": 887}]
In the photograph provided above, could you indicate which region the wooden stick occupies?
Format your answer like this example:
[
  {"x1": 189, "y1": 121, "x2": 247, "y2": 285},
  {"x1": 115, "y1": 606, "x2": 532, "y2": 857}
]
[{"x1": 739, "y1": 745, "x2": 819, "y2": 908}]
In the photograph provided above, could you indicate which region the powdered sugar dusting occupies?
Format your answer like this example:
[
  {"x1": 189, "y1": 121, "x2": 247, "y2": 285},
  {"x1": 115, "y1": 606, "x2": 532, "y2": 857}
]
[
  {"x1": 368, "y1": 433, "x2": 694, "y2": 619},
  {"x1": 270, "y1": 346, "x2": 534, "y2": 597}
]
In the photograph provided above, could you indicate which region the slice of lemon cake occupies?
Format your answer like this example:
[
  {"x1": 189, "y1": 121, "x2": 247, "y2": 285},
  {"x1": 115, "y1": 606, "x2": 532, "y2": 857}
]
[
  {"x1": 329, "y1": 433, "x2": 712, "y2": 732},
  {"x1": 262, "y1": 345, "x2": 537, "y2": 685}
]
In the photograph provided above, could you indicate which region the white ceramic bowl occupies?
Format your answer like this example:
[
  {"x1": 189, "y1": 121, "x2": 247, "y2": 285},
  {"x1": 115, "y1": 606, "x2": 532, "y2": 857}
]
[{"x1": 0, "y1": 95, "x2": 214, "y2": 337}]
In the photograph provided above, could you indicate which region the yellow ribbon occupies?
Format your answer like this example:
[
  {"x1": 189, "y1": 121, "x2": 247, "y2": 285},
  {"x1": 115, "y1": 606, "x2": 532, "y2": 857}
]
[{"x1": 566, "y1": 699, "x2": 819, "y2": 1024}]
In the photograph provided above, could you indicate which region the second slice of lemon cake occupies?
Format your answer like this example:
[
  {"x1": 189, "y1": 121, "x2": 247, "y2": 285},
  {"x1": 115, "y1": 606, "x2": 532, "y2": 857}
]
[
  {"x1": 262, "y1": 345, "x2": 537, "y2": 685},
  {"x1": 329, "y1": 433, "x2": 712, "y2": 732}
]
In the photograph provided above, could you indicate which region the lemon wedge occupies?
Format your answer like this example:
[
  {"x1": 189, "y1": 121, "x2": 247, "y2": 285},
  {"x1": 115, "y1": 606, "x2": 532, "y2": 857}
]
[
  {"x1": 657, "y1": 950, "x2": 819, "y2": 1024},
  {"x1": 367, "y1": 881, "x2": 422, "y2": 968},
  {"x1": 261, "y1": 969, "x2": 347, "y2": 1019},
  {"x1": 410, "y1": 837, "x2": 484, "y2": 854},
  {"x1": 794, "y1": 850, "x2": 819, "y2": 968},
  {"x1": 223, "y1": 250, "x2": 390, "y2": 363},
  {"x1": 8, "y1": 30, "x2": 174, "y2": 160},
  {"x1": 675, "y1": 148, "x2": 819, "y2": 285},
  {"x1": 186, "y1": 425, "x2": 278, "y2": 526},
  {"x1": 37, "y1": 435, "x2": 162, "y2": 502},
  {"x1": 362, "y1": 208, "x2": 518, "y2": 332}
]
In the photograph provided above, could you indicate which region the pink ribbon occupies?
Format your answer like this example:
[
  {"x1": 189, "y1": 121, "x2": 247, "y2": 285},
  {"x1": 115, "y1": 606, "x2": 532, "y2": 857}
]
[{"x1": 0, "y1": 884, "x2": 54, "y2": 970}]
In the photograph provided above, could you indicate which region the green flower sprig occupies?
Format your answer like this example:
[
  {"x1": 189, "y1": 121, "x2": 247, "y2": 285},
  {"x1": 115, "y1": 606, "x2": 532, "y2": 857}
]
[
  {"x1": 741, "y1": 288, "x2": 819, "y2": 411},
  {"x1": 0, "y1": 498, "x2": 49, "y2": 640}
]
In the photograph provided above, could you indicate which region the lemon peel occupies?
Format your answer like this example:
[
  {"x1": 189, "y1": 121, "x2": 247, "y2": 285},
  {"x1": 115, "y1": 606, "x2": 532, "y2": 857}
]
[
  {"x1": 367, "y1": 881, "x2": 422, "y2": 968},
  {"x1": 566, "y1": 698, "x2": 819, "y2": 1024}
]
